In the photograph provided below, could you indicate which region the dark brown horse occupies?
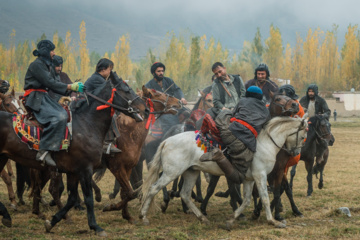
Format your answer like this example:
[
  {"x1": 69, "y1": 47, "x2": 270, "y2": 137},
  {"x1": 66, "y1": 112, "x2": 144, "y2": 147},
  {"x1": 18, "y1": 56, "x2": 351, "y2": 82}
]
[
  {"x1": 0, "y1": 89, "x2": 24, "y2": 210},
  {"x1": 0, "y1": 75, "x2": 147, "y2": 236},
  {"x1": 199, "y1": 92, "x2": 300, "y2": 216}
]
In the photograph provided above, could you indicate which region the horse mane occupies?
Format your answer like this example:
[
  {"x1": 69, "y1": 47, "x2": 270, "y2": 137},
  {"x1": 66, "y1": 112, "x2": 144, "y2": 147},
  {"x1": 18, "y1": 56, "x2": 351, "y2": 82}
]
[{"x1": 264, "y1": 117, "x2": 300, "y2": 136}]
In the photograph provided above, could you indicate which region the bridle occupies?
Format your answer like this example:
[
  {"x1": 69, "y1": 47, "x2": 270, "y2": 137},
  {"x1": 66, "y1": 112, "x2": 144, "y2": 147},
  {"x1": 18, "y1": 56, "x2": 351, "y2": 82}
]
[
  {"x1": 85, "y1": 81, "x2": 140, "y2": 115},
  {"x1": 270, "y1": 95, "x2": 296, "y2": 116},
  {"x1": 202, "y1": 93, "x2": 213, "y2": 108},
  {"x1": 0, "y1": 95, "x2": 24, "y2": 114},
  {"x1": 314, "y1": 118, "x2": 331, "y2": 141},
  {"x1": 268, "y1": 120, "x2": 306, "y2": 156}
]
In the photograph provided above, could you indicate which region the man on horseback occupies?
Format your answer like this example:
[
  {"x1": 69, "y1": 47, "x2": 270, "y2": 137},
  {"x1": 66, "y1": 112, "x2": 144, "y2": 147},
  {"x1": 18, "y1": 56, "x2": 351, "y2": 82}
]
[
  {"x1": 84, "y1": 58, "x2": 122, "y2": 154},
  {"x1": 24, "y1": 40, "x2": 84, "y2": 166},
  {"x1": 145, "y1": 62, "x2": 187, "y2": 135},
  {"x1": 200, "y1": 86, "x2": 270, "y2": 184},
  {"x1": 300, "y1": 84, "x2": 330, "y2": 120},
  {"x1": 0, "y1": 80, "x2": 10, "y2": 94},
  {"x1": 207, "y1": 62, "x2": 246, "y2": 118},
  {"x1": 245, "y1": 63, "x2": 278, "y2": 103},
  {"x1": 48, "y1": 55, "x2": 77, "y2": 102}
]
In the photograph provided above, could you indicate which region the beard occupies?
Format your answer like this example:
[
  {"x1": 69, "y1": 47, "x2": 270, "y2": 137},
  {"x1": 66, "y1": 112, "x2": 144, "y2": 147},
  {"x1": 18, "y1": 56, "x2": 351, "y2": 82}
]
[
  {"x1": 308, "y1": 94, "x2": 315, "y2": 99},
  {"x1": 154, "y1": 74, "x2": 164, "y2": 81}
]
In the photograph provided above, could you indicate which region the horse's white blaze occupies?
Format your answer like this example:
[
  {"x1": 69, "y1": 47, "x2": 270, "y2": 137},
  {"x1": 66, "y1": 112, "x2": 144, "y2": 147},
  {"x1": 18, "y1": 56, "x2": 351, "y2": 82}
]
[
  {"x1": 11, "y1": 99, "x2": 24, "y2": 114},
  {"x1": 141, "y1": 117, "x2": 308, "y2": 227}
]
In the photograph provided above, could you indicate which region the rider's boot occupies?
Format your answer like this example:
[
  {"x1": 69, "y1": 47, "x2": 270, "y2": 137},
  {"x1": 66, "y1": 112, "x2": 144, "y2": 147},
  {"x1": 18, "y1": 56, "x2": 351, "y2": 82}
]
[
  {"x1": 200, "y1": 148, "x2": 245, "y2": 184},
  {"x1": 36, "y1": 150, "x2": 56, "y2": 167},
  {"x1": 103, "y1": 141, "x2": 122, "y2": 154}
]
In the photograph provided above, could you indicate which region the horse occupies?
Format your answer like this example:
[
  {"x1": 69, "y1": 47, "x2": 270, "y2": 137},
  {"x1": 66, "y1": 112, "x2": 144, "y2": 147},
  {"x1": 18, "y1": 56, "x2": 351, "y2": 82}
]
[
  {"x1": 252, "y1": 114, "x2": 333, "y2": 222},
  {"x1": 0, "y1": 89, "x2": 24, "y2": 210},
  {"x1": 140, "y1": 116, "x2": 308, "y2": 229},
  {"x1": 91, "y1": 86, "x2": 182, "y2": 224},
  {"x1": 108, "y1": 90, "x2": 213, "y2": 204},
  {"x1": 0, "y1": 74, "x2": 147, "y2": 236},
  {"x1": 199, "y1": 93, "x2": 300, "y2": 216},
  {"x1": 289, "y1": 115, "x2": 335, "y2": 196}
]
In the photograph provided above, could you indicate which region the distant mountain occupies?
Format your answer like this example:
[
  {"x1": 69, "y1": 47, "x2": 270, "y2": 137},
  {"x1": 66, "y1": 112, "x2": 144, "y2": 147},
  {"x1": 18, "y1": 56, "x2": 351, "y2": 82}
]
[{"x1": 0, "y1": 0, "x2": 347, "y2": 61}]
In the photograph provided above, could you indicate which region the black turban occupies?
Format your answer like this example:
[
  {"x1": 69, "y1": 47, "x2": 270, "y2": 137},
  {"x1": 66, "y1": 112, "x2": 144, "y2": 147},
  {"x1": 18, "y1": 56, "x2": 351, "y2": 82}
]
[
  {"x1": 53, "y1": 55, "x2": 63, "y2": 67},
  {"x1": 32, "y1": 40, "x2": 55, "y2": 60},
  {"x1": 150, "y1": 62, "x2": 166, "y2": 75}
]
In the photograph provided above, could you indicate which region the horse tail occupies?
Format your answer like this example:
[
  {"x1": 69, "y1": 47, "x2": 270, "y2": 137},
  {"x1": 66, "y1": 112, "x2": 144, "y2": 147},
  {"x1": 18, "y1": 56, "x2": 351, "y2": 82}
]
[
  {"x1": 93, "y1": 156, "x2": 107, "y2": 183},
  {"x1": 140, "y1": 140, "x2": 166, "y2": 212}
]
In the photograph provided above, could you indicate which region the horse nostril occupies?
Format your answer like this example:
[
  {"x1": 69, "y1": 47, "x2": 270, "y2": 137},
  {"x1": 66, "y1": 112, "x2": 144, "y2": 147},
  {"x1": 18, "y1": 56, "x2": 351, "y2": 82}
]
[{"x1": 292, "y1": 103, "x2": 297, "y2": 107}]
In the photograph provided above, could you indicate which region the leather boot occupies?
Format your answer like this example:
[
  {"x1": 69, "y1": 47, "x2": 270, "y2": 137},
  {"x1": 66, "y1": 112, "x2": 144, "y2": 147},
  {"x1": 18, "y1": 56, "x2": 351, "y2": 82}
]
[
  {"x1": 199, "y1": 148, "x2": 224, "y2": 162},
  {"x1": 103, "y1": 142, "x2": 122, "y2": 154},
  {"x1": 36, "y1": 150, "x2": 56, "y2": 167},
  {"x1": 216, "y1": 156, "x2": 245, "y2": 184}
]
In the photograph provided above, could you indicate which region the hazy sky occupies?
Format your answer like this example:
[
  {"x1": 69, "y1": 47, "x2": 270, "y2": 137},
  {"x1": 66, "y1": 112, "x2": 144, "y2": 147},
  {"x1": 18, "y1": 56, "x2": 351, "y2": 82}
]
[{"x1": 1, "y1": 0, "x2": 359, "y2": 59}]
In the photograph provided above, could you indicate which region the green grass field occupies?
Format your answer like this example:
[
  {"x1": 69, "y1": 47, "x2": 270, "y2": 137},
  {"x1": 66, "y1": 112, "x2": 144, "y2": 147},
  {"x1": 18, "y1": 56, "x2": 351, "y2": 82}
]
[{"x1": 0, "y1": 118, "x2": 360, "y2": 239}]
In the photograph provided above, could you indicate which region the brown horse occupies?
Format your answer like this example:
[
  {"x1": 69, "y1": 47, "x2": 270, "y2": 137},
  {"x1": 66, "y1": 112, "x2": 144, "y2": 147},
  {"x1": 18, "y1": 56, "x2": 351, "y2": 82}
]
[
  {"x1": 0, "y1": 89, "x2": 24, "y2": 210},
  {"x1": 0, "y1": 75, "x2": 147, "y2": 236},
  {"x1": 98, "y1": 86, "x2": 182, "y2": 223}
]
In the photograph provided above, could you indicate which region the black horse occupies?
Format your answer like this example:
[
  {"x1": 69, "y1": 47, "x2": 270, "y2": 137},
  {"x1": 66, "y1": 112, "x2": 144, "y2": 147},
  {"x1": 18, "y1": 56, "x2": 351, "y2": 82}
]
[{"x1": 0, "y1": 74, "x2": 147, "y2": 236}]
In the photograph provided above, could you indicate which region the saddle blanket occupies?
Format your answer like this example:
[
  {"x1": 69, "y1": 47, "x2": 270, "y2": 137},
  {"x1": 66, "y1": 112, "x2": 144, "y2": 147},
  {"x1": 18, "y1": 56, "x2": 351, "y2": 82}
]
[{"x1": 12, "y1": 113, "x2": 70, "y2": 151}]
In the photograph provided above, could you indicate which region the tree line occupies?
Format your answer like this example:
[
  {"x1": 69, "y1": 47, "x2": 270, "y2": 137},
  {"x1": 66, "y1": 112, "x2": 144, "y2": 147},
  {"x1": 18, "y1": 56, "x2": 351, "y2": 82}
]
[{"x1": 1, "y1": 21, "x2": 359, "y2": 99}]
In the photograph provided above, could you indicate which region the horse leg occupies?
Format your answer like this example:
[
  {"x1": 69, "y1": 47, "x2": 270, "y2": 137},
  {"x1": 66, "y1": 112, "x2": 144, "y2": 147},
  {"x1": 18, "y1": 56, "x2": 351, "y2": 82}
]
[
  {"x1": 318, "y1": 148, "x2": 328, "y2": 189},
  {"x1": 45, "y1": 173, "x2": 79, "y2": 233},
  {"x1": 1, "y1": 169, "x2": 17, "y2": 210},
  {"x1": 305, "y1": 159, "x2": 314, "y2": 197},
  {"x1": 270, "y1": 170, "x2": 285, "y2": 222},
  {"x1": 31, "y1": 169, "x2": 50, "y2": 219},
  {"x1": 139, "y1": 173, "x2": 178, "y2": 225},
  {"x1": 194, "y1": 174, "x2": 203, "y2": 203},
  {"x1": 109, "y1": 179, "x2": 120, "y2": 199},
  {"x1": 254, "y1": 173, "x2": 286, "y2": 228},
  {"x1": 16, "y1": 163, "x2": 28, "y2": 205},
  {"x1": 6, "y1": 161, "x2": 14, "y2": 177},
  {"x1": 92, "y1": 179, "x2": 102, "y2": 202},
  {"x1": 200, "y1": 174, "x2": 220, "y2": 215},
  {"x1": 215, "y1": 188, "x2": 230, "y2": 198},
  {"x1": 48, "y1": 172, "x2": 71, "y2": 220},
  {"x1": 78, "y1": 168, "x2": 106, "y2": 236},
  {"x1": 161, "y1": 172, "x2": 171, "y2": 213},
  {"x1": 0, "y1": 201, "x2": 11, "y2": 227},
  {"x1": 226, "y1": 180, "x2": 254, "y2": 230},
  {"x1": 227, "y1": 178, "x2": 243, "y2": 212},
  {"x1": 282, "y1": 177, "x2": 303, "y2": 217},
  {"x1": 289, "y1": 164, "x2": 297, "y2": 190},
  {"x1": 180, "y1": 169, "x2": 209, "y2": 224}
]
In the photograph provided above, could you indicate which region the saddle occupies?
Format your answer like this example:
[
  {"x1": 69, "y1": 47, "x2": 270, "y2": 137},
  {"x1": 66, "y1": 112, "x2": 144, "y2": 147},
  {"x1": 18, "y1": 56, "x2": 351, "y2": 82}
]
[
  {"x1": 14, "y1": 96, "x2": 72, "y2": 151},
  {"x1": 195, "y1": 114, "x2": 223, "y2": 153}
]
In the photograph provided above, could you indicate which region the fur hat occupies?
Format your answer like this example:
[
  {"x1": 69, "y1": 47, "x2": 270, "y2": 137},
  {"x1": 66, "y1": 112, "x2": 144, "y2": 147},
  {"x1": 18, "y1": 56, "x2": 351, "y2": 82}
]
[
  {"x1": 53, "y1": 55, "x2": 63, "y2": 67},
  {"x1": 279, "y1": 84, "x2": 299, "y2": 100}
]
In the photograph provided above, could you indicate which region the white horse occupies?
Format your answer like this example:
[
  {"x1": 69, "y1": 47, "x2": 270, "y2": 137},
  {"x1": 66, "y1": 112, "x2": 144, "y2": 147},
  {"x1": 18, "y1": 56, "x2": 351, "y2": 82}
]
[{"x1": 140, "y1": 116, "x2": 308, "y2": 229}]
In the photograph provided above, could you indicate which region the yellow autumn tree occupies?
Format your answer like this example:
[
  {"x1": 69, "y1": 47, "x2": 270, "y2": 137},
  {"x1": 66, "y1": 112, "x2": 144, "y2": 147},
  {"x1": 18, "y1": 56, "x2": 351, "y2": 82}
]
[
  {"x1": 79, "y1": 21, "x2": 90, "y2": 81},
  {"x1": 113, "y1": 34, "x2": 133, "y2": 80},
  {"x1": 263, "y1": 25, "x2": 284, "y2": 79},
  {"x1": 282, "y1": 43, "x2": 292, "y2": 80}
]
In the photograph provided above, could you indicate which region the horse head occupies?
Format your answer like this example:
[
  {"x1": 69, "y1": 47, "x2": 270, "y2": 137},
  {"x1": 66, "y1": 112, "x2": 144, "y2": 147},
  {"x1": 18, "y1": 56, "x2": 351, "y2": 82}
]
[
  {"x1": 108, "y1": 72, "x2": 148, "y2": 122},
  {"x1": 283, "y1": 117, "x2": 308, "y2": 156},
  {"x1": 142, "y1": 85, "x2": 182, "y2": 115},
  {"x1": 269, "y1": 91, "x2": 299, "y2": 117},
  {"x1": 311, "y1": 114, "x2": 333, "y2": 145},
  {"x1": 0, "y1": 88, "x2": 24, "y2": 114},
  {"x1": 194, "y1": 90, "x2": 213, "y2": 112}
]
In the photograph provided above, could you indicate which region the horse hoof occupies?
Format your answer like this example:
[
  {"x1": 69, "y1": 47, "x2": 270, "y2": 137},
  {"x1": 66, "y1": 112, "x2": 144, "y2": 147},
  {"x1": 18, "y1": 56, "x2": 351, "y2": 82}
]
[
  {"x1": 225, "y1": 220, "x2": 234, "y2": 231},
  {"x1": 200, "y1": 216, "x2": 210, "y2": 225},
  {"x1": 160, "y1": 202, "x2": 168, "y2": 213},
  {"x1": 306, "y1": 195, "x2": 312, "y2": 198},
  {"x1": 95, "y1": 194, "x2": 102, "y2": 203},
  {"x1": 103, "y1": 204, "x2": 113, "y2": 212},
  {"x1": 96, "y1": 230, "x2": 107, "y2": 237},
  {"x1": 44, "y1": 220, "x2": 52, "y2": 232},
  {"x1": 251, "y1": 212, "x2": 260, "y2": 220},
  {"x1": 109, "y1": 193, "x2": 116, "y2": 200},
  {"x1": 142, "y1": 218, "x2": 150, "y2": 226},
  {"x1": 37, "y1": 213, "x2": 46, "y2": 220},
  {"x1": 128, "y1": 218, "x2": 137, "y2": 225},
  {"x1": 318, "y1": 182, "x2": 323, "y2": 189},
  {"x1": 2, "y1": 218, "x2": 12, "y2": 228},
  {"x1": 18, "y1": 200, "x2": 25, "y2": 206},
  {"x1": 10, "y1": 203, "x2": 17, "y2": 211},
  {"x1": 281, "y1": 219, "x2": 287, "y2": 225},
  {"x1": 273, "y1": 220, "x2": 286, "y2": 228}
]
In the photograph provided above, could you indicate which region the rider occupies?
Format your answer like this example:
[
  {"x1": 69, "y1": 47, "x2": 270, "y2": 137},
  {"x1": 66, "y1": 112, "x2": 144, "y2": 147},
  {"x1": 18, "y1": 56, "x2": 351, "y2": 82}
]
[
  {"x1": 145, "y1": 62, "x2": 187, "y2": 135},
  {"x1": 200, "y1": 86, "x2": 270, "y2": 184},
  {"x1": 245, "y1": 63, "x2": 278, "y2": 103},
  {"x1": 207, "y1": 62, "x2": 246, "y2": 118},
  {"x1": 84, "y1": 58, "x2": 122, "y2": 154},
  {"x1": 48, "y1": 55, "x2": 77, "y2": 102},
  {"x1": 24, "y1": 40, "x2": 84, "y2": 166},
  {"x1": 0, "y1": 80, "x2": 10, "y2": 94},
  {"x1": 299, "y1": 84, "x2": 331, "y2": 120}
]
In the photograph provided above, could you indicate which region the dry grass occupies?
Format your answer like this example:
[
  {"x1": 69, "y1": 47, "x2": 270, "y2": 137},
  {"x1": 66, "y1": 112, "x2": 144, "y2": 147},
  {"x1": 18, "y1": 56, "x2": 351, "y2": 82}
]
[{"x1": 1, "y1": 118, "x2": 360, "y2": 239}]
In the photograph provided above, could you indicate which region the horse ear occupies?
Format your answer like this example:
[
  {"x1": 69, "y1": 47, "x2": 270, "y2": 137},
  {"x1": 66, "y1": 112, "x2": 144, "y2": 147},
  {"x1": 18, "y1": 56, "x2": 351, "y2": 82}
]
[
  {"x1": 142, "y1": 85, "x2": 150, "y2": 96},
  {"x1": 269, "y1": 90, "x2": 274, "y2": 99},
  {"x1": 11, "y1": 87, "x2": 15, "y2": 97},
  {"x1": 198, "y1": 89, "x2": 205, "y2": 98}
]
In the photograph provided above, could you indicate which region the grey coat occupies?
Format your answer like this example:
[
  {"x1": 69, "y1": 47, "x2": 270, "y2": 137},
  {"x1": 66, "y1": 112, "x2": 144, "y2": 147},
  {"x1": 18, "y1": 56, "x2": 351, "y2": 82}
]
[
  {"x1": 229, "y1": 97, "x2": 270, "y2": 152},
  {"x1": 145, "y1": 77, "x2": 184, "y2": 99}
]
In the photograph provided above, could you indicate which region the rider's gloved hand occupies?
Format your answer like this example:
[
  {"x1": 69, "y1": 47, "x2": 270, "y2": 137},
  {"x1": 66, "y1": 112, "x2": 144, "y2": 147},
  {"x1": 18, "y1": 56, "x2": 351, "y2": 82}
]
[{"x1": 70, "y1": 82, "x2": 85, "y2": 93}]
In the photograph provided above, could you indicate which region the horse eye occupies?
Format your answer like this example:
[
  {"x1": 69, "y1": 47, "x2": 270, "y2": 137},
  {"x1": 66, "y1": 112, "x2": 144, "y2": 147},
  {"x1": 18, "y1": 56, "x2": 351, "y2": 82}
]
[
  {"x1": 6, "y1": 104, "x2": 10, "y2": 107},
  {"x1": 275, "y1": 98, "x2": 280, "y2": 101},
  {"x1": 207, "y1": 100, "x2": 212, "y2": 102}
]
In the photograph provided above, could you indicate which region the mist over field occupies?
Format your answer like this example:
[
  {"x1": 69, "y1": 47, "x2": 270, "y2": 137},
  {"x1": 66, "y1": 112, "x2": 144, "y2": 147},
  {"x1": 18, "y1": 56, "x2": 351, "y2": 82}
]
[{"x1": 0, "y1": 0, "x2": 358, "y2": 60}]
